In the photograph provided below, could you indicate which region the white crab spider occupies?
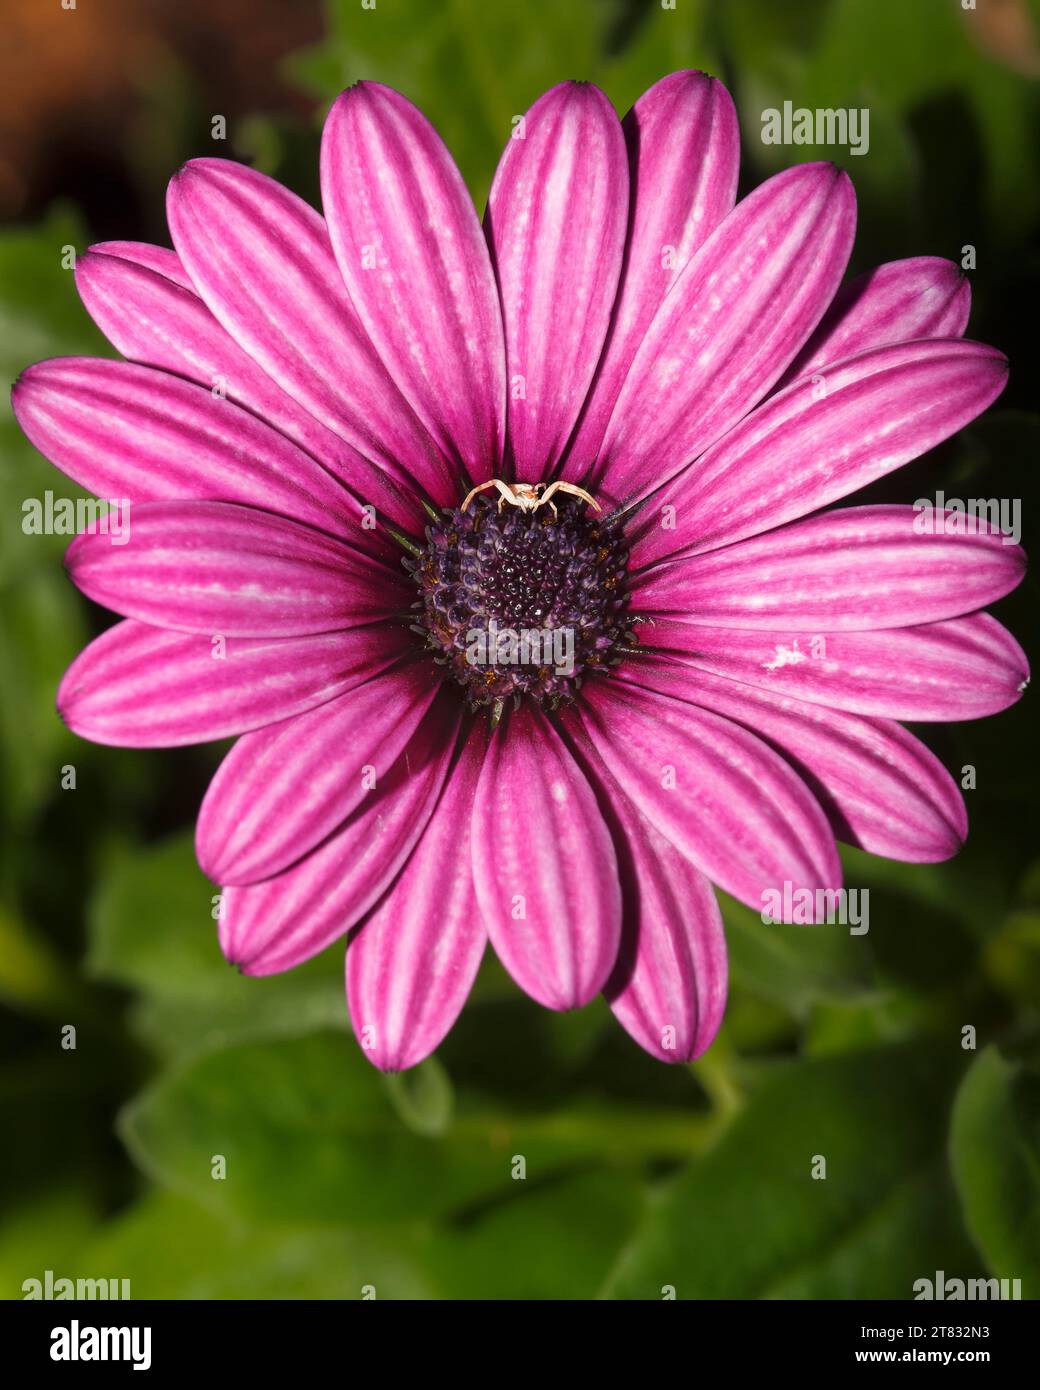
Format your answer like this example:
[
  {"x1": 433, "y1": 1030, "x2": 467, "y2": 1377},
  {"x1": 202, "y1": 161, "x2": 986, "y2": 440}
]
[{"x1": 459, "y1": 478, "x2": 601, "y2": 519}]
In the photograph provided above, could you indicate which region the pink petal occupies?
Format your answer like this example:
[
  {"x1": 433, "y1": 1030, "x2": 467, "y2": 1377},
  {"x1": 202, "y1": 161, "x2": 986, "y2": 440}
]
[
  {"x1": 629, "y1": 339, "x2": 1008, "y2": 568},
  {"x1": 75, "y1": 249, "x2": 428, "y2": 545},
  {"x1": 166, "y1": 158, "x2": 458, "y2": 505},
  {"x1": 58, "y1": 619, "x2": 408, "y2": 747},
  {"x1": 196, "y1": 662, "x2": 441, "y2": 885},
  {"x1": 220, "y1": 692, "x2": 461, "y2": 973},
  {"x1": 347, "y1": 724, "x2": 488, "y2": 1071},
  {"x1": 12, "y1": 357, "x2": 376, "y2": 545},
  {"x1": 472, "y1": 703, "x2": 621, "y2": 1010},
  {"x1": 627, "y1": 660, "x2": 967, "y2": 863},
  {"x1": 584, "y1": 162, "x2": 856, "y2": 502},
  {"x1": 576, "y1": 679, "x2": 841, "y2": 913},
  {"x1": 65, "y1": 500, "x2": 408, "y2": 637},
  {"x1": 91, "y1": 240, "x2": 195, "y2": 290},
  {"x1": 484, "y1": 81, "x2": 628, "y2": 481},
  {"x1": 607, "y1": 824, "x2": 726, "y2": 1063},
  {"x1": 563, "y1": 70, "x2": 739, "y2": 473},
  {"x1": 635, "y1": 505, "x2": 1026, "y2": 630},
  {"x1": 777, "y1": 256, "x2": 971, "y2": 389},
  {"x1": 321, "y1": 82, "x2": 506, "y2": 480},
  {"x1": 644, "y1": 613, "x2": 1029, "y2": 722},
  {"x1": 568, "y1": 724, "x2": 727, "y2": 1062}
]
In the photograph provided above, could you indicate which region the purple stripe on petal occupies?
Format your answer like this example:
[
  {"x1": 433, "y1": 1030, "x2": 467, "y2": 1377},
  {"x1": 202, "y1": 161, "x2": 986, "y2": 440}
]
[
  {"x1": 484, "y1": 81, "x2": 629, "y2": 481},
  {"x1": 12, "y1": 357, "x2": 382, "y2": 546},
  {"x1": 196, "y1": 662, "x2": 441, "y2": 885},
  {"x1": 91, "y1": 240, "x2": 195, "y2": 290},
  {"x1": 643, "y1": 614, "x2": 1029, "y2": 722},
  {"x1": 77, "y1": 251, "x2": 330, "y2": 459},
  {"x1": 606, "y1": 810, "x2": 727, "y2": 1063},
  {"x1": 472, "y1": 703, "x2": 621, "y2": 1010},
  {"x1": 347, "y1": 723, "x2": 488, "y2": 1071},
  {"x1": 576, "y1": 679, "x2": 841, "y2": 913},
  {"x1": 166, "y1": 158, "x2": 458, "y2": 504},
  {"x1": 65, "y1": 500, "x2": 408, "y2": 637},
  {"x1": 624, "y1": 659, "x2": 967, "y2": 863},
  {"x1": 220, "y1": 692, "x2": 461, "y2": 974},
  {"x1": 58, "y1": 619, "x2": 408, "y2": 747},
  {"x1": 584, "y1": 162, "x2": 856, "y2": 502},
  {"x1": 321, "y1": 82, "x2": 506, "y2": 480},
  {"x1": 75, "y1": 251, "x2": 428, "y2": 546},
  {"x1": 635, "y1": 505, "x2": 1026, "y2": 630},
  {"x1": 628, "y1": 338, "x2": 1009, "y2": 568},
  {"x1": 564, "y1": 71, "x2": 739, "y2": 475},
  {"x1": 777, "y1": 256, "x2": 972, "y2": 390},
  {"x1": 566, "y1": 722, "x2": 727, "y2": 1062}
]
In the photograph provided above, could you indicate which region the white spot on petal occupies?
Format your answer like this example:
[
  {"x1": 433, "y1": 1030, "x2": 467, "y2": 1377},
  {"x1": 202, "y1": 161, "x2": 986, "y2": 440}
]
[{"x1": 763, "y1": 644, "x2": 807, "y2": 671}]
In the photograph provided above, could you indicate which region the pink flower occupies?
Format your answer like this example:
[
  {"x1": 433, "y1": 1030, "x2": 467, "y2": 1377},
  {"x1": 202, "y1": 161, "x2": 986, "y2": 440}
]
[{"x1": 13, "y1": 74, "x2": 1026, "y2": 1070}]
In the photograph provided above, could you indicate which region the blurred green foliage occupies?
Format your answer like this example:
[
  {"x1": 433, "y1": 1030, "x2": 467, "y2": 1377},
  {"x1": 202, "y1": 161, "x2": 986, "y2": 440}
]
[{"x1": 1, "y1": 0, "x2": 1038, "y2": 1299}]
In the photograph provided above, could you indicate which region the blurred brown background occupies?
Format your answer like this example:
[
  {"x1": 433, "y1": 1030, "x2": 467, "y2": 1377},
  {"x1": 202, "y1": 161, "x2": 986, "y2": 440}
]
[{"x1": 0, "y1": 0, "x2": 322, "y2": 231}]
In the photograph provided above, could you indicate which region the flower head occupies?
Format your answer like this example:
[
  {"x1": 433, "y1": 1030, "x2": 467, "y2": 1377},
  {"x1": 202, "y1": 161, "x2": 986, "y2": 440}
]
[{"x1": 14, "y1": 73, "x2": 1027, "y2": 1070}]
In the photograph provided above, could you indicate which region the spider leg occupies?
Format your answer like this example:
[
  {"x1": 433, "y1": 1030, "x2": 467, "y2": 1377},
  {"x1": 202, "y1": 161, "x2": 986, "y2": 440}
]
[
  {"x1": 559, "y1": 482, "x2": 601, "y2": 512},
  {"x1": 535, "y1": 482, "x2": 562, "y2": 521},
  {"x1": 494, "y1": 480, "x2": 519, "y2": 512},
  {"x1": 460, "y1": 479, "x2": 499, "y2": 512},
  {"x1": 540, "y1": 480, "x2": 601, "y2": 513}
]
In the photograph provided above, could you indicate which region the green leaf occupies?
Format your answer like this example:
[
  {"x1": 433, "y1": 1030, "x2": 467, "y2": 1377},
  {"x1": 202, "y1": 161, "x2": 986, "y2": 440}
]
[
  {"x1": 950, "y1": 1045, "x2": 1040, "y2": 1298},
  {"x1": 79, "y1": 1193, "x2": 432, "y2": 1299},
  {"x1": 0, "y1": 206, "x2": 110, "y2": 580},
  {"x1": 0, "y1": 1048, "x2": 137, "y2": 1218},
  {"x1": 76, "y1": 1173, "x2": 644, "y2": 1300},
  {"x1": 88, "y1": 834, "x2": 225, "y2": 997},
  {"x1": 839, "y1": 843, "x2": 1002, "y2": 936},
  {"x1": 0, "y1": 1190, "x2": 100, "y2": 1301},
  {"x1": 804, "y1": 991, "x2": 942, "y2": 1056},
  {"x1": 294, "y1": 0, "x2": 608, "y2": 203},
  {"x1": 0, "y1": 566, "x2": 87, "y2": 828},
  {"x1": 599, "y1": 0, "x2": 719, "y2": 119},
  {"x1": 119, "y1": 1029, "x2": 716, "y2": 1226},
  {"x1": 0, "y1": 206, "x2": 108, "y2": 380},
  {"x1": 765, "y1": 1157, "x2": 976, "y2": 1300},
  {"x1": 720, "y1": 888, "x2": 874, "y2": 1015},
  {"x1": 603, "y1": 1042, "x2": 975, "y2": 1298},
  {"x1": 838, "y1": 846, "x2": 983, "y2": 991},
  {"x1": 88, "y1": 833, "x2": 348, "y2": 1059},
  {"x1": 385, "y1": 1057, "x2": 454, "y2": 1138},
  {"x1": 418, "y1": 1169, "x2": 644, "y2": 1299},
  {"x1": 0, "y1": 900, "x2": 84, "y2": 1017},
  {"x1": 984, "y1": 910, "x2": 1040, "y2": 1008},
  {"x1": 295, "y1": 0, "x2": 721, "y2": 210},
  {"x1": 803, "y1": 0, "x2": 1040, "y2": 239},
  {"x1": 0, "y1": 207, "x2": 110, "y2": 822},
  {"x1": 722, "y1": 0, "x2": 1040, "y2": 257}
]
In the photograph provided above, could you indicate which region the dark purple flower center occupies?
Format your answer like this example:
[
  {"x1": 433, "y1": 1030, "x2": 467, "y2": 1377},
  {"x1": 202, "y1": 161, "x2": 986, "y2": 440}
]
[{"x1": 409, "y1": 491, "x2": 633, "y2": 710}]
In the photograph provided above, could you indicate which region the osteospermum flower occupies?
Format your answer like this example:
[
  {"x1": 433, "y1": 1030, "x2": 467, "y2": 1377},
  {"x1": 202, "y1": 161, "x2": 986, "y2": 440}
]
[{"x1": 14, "y1": 73, "x2": 1027, "y2": 1070}]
